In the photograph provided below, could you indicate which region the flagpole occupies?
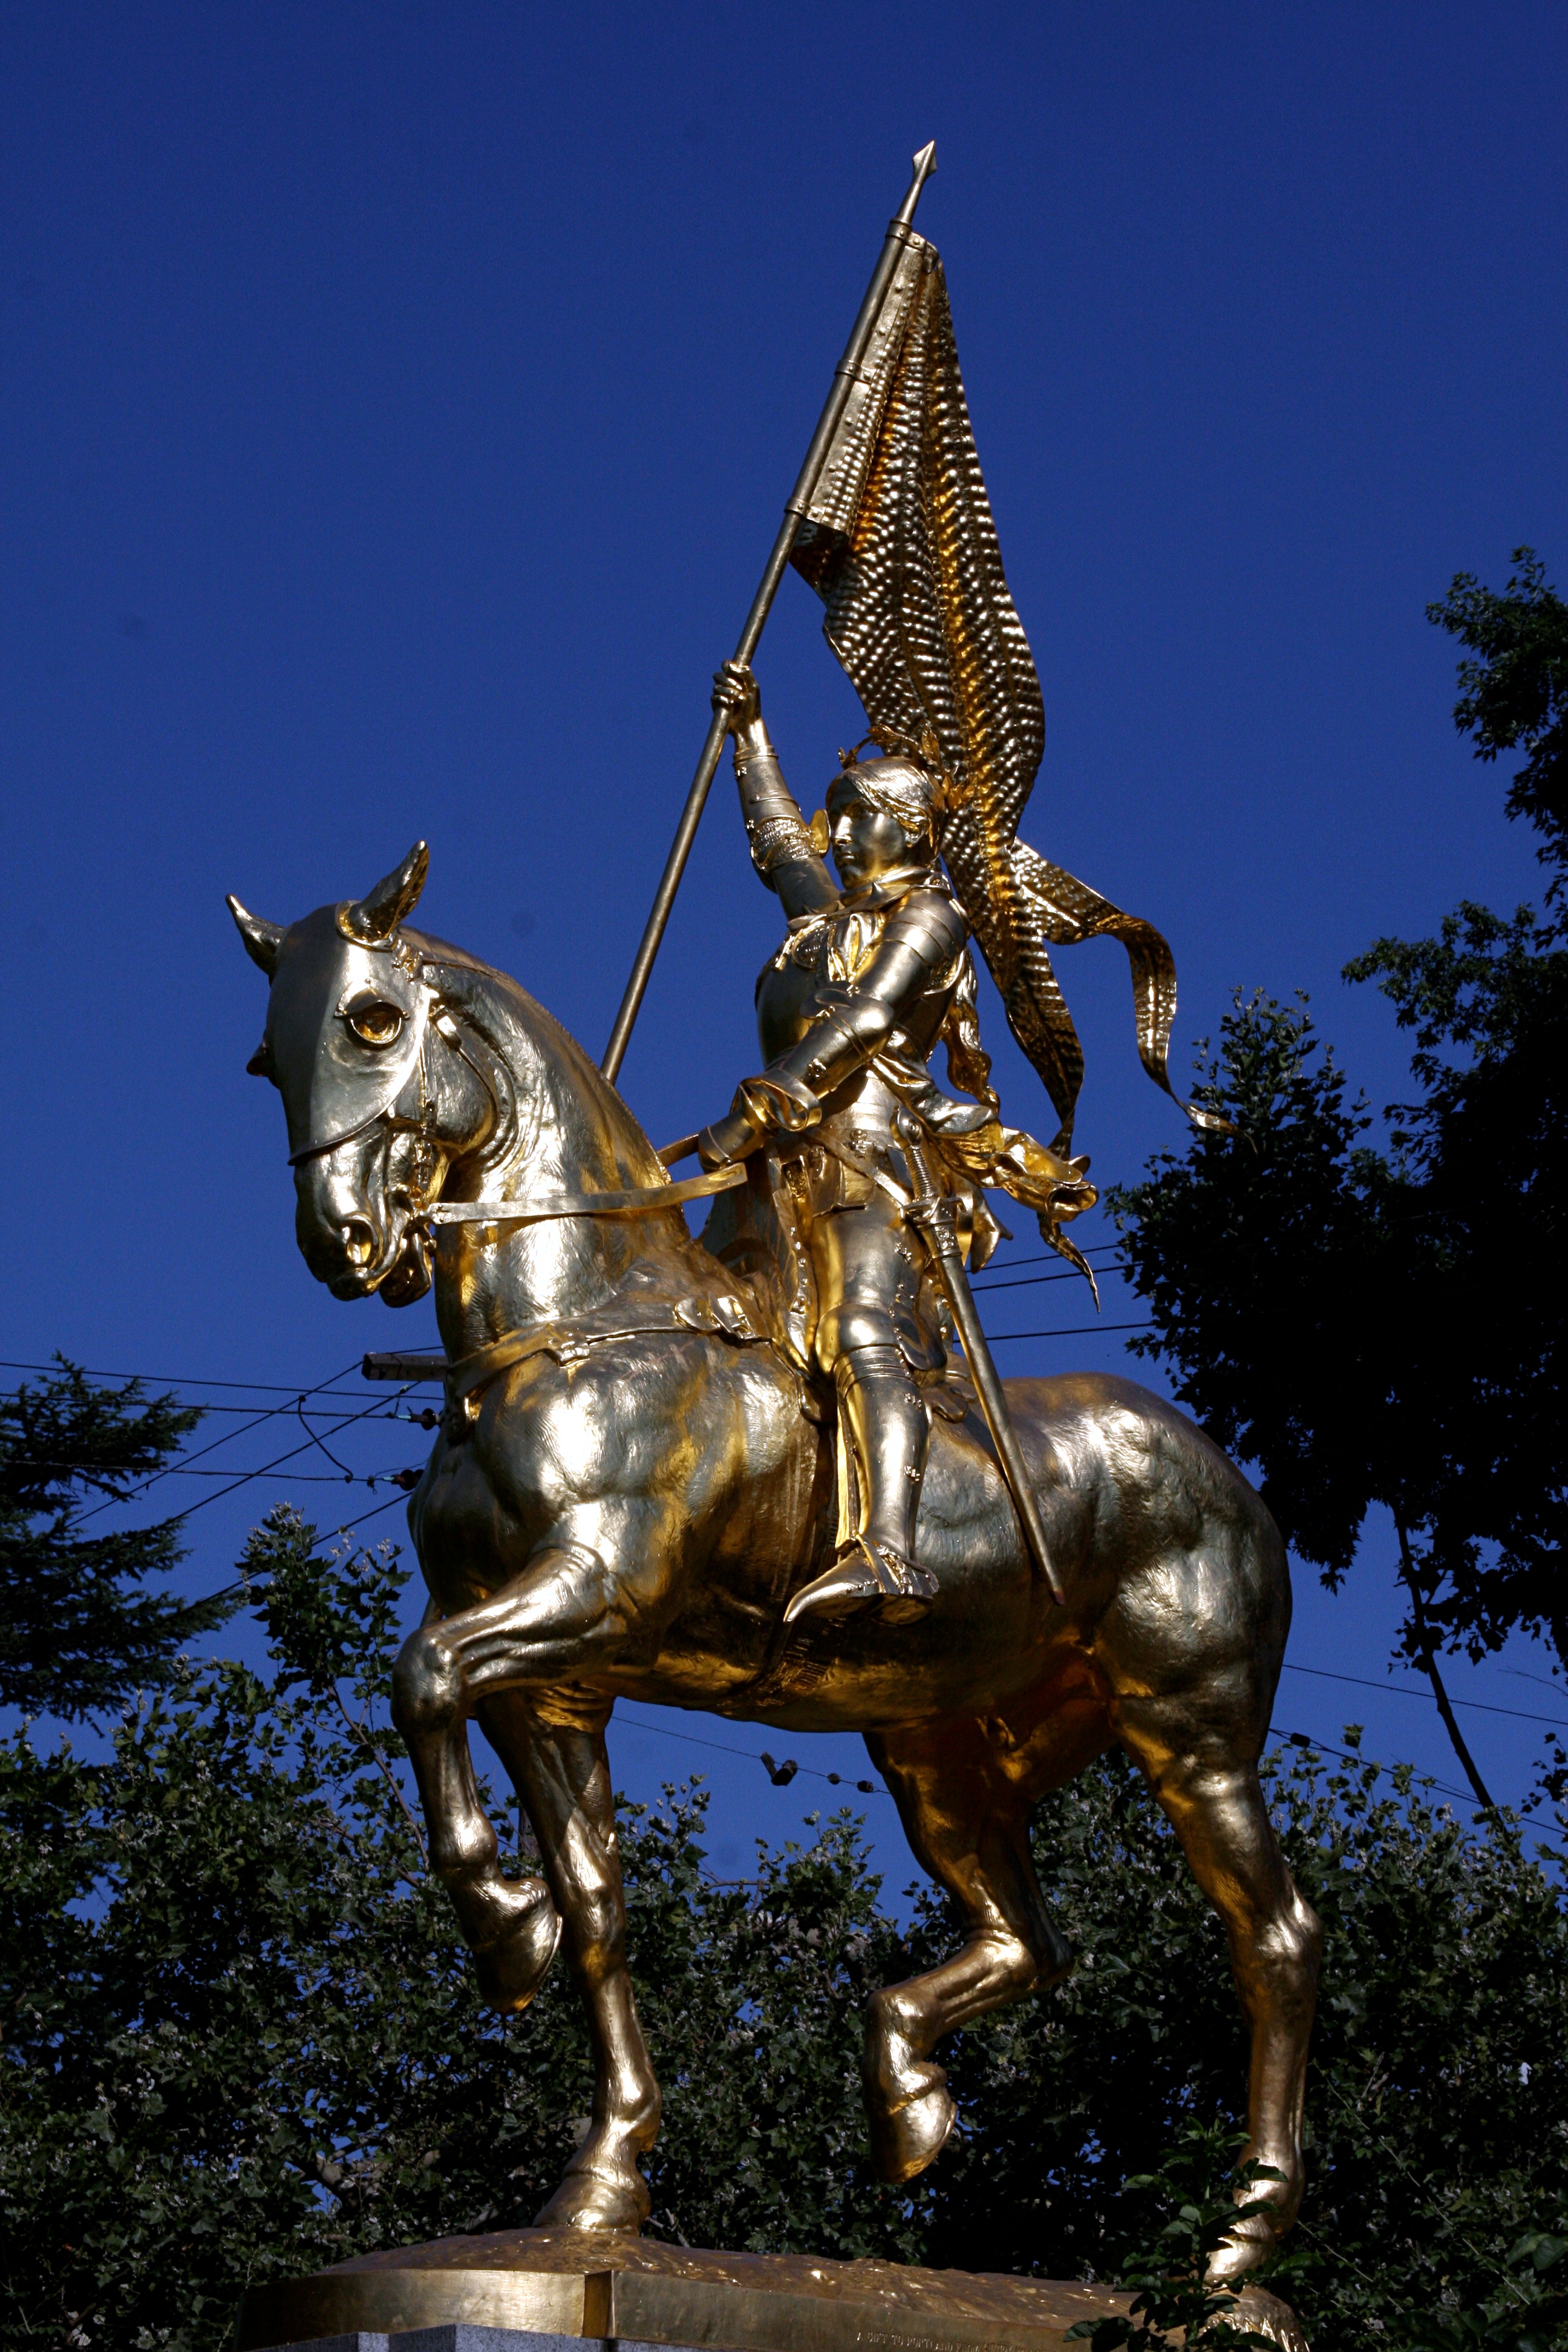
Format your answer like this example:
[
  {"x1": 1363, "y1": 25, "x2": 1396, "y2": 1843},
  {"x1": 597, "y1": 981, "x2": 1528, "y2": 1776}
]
[{"x1": 599, "y1": 140, "x2": 938, "y2": 1083}]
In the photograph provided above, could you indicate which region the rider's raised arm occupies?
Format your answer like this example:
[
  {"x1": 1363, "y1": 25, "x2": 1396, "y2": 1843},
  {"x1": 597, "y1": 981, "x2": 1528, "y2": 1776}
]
[{"x1": 712, "y1": 661, "x2": 838, "y2": 920}]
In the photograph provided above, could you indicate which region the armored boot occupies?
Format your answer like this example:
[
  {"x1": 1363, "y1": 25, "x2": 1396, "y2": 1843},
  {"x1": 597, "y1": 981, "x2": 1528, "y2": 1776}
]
[{"x1": 784, "y1": 1344, "x2": 940, "y2": 1626}]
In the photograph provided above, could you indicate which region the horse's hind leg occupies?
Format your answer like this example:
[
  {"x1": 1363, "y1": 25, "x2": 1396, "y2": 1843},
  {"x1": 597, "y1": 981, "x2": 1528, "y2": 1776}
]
[
  {"x1": 477, "y1": 1690, "x2": 661, "y2": 2233},
  {"x1": 1116, "y1": 1697, "x2": 1323, "y2": 2279},
  {"x1": 863, "y1": 1716, "x2": 1074, "y2": 2184}
]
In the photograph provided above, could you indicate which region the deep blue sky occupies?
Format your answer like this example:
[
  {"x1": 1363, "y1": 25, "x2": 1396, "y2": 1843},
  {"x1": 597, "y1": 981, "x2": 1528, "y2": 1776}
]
[{"x1": 4, "y1": 4, "x2": 1567, "y2": 1879}]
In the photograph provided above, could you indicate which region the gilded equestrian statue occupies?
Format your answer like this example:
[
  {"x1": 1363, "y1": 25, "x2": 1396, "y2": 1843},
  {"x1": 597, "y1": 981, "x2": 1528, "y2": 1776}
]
[{"x1": 229, "y1": 833, "x2": 1321, "y2": 2285}]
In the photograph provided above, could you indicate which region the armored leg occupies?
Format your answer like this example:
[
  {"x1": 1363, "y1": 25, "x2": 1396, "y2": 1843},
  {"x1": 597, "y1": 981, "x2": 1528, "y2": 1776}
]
[
  {"x1": 785, "y1": 1338, "x2": 939, "y2": 1625},
  {"x1": 838, "y1": 1342, "x2": 928, "y2": 1562}
]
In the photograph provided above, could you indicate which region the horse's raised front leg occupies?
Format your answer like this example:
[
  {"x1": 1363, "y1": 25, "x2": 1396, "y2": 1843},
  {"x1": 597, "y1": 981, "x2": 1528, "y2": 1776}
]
[
  {"x1": 391, "y1": 1540, "x2": 616, "y2": 1962},
  {"x1": 1116, "y1": 1694, "x2": 1324, "y2": 2282},
  {"x1": 478, "y1": 1687, "x2": 660, "y2": 2232},
  {"x1": 391, "y1": 1598, "x2": 561, "y2": 2013},
  {"x1": 391, "y1": 1542, "x2": 660, "y2": 2233},
  {"x1": 863, "y1": 1714, "x2": 1076, "y2": 2184}
]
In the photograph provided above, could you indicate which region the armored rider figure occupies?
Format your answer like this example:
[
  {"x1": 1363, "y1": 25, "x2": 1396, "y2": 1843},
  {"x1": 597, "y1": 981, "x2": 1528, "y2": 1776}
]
[{"x1": 697, "y1": 660, "x2": 1094, "y2": 1628}]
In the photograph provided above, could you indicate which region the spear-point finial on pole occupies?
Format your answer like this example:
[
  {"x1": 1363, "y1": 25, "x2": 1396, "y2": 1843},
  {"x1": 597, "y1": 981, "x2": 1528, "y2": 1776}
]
[{"x1": 897, "y1": 141, "x2": 937, "y2": 226}]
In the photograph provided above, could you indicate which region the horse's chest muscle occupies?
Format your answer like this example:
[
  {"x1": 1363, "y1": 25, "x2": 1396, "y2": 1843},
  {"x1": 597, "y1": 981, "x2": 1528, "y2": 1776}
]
[{"x1": 410, "y1": 1348, "x2": 813, "y2": 1622}]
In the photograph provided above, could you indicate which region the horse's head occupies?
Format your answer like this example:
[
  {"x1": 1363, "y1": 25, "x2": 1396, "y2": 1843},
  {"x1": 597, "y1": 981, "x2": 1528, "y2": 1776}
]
[{"x1": 229, "y1": 843, "x2": 510, "y2": 1305}]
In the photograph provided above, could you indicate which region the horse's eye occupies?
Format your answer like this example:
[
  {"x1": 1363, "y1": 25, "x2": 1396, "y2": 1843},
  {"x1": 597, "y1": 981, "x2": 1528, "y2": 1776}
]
[{"x1": 347, "y1": 999, "x2": 404, "y2": 1047}]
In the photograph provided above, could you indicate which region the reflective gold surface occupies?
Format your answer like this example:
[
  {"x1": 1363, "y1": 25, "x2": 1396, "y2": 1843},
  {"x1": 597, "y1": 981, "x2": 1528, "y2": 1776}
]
[
  {"x1": 231, "y1": 135, "x2": 1315, "y2": 2327},
  {"x1": 235, "y1": 2223, "x2": 1309, "y2": 2352},
  {"x1": 234, "y1": 842, "x2": 1321, "y2": 2288}
]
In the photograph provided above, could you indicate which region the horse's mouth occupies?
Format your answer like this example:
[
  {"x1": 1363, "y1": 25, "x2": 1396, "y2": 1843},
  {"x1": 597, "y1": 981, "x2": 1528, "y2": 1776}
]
[{"x1": 304, "y1": 1210, "x2": 407, "y2": 1299}]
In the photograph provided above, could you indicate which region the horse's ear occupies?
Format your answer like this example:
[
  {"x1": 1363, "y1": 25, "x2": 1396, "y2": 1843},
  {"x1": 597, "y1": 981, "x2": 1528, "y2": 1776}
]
[
  {"x1": 339, "y1": 841, "x2": 428, "y2": 943},
  {"x1": 227, "y1": 894, "x2": 284, "y2": 976}
]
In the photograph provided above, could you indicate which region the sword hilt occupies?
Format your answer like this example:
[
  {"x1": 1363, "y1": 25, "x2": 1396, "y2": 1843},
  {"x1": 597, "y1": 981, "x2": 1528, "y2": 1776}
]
[{"x1": 893, "y1": 1108, "x2": 946, "y2": 1217}]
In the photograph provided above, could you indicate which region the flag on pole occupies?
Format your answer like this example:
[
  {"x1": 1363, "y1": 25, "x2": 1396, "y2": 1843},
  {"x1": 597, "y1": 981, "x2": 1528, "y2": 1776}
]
[{"x1": 790, "y1": 232, "x2": 1223, "y2": 1153}]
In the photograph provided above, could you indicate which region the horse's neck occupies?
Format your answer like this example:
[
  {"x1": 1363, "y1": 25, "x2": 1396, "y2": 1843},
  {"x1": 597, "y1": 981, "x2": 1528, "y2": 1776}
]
[{"x1": 430, "y1": 969, "x2": 682, "y2": 1356}]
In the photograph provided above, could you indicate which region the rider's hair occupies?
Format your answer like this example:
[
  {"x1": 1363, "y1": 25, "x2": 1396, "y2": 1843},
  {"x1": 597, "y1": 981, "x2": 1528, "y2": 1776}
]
[{"x1": 832, "y1": 726, "x2": 964, "y2": 846}]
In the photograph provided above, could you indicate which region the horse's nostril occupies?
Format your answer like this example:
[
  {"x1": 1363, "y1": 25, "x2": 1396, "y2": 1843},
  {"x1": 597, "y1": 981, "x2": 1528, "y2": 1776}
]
[{"x1": 342, "y1": 1218, "x2": 375, "y2": 1268}]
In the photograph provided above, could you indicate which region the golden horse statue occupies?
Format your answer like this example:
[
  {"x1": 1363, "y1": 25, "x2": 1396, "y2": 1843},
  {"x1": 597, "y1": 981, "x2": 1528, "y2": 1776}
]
[{"x1": 230, "y1": 842, "x2": 1321, "y2": 2286}]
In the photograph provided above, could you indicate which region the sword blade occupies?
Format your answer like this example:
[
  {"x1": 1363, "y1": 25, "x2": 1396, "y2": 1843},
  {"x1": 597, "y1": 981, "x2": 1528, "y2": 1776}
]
[
  {"x1": 923, "y1": 1224, "x2": 1066, "y2": 1606},
  {"x1": 889, "y1": 1109, "x2": 1064, "y2": 1606}
]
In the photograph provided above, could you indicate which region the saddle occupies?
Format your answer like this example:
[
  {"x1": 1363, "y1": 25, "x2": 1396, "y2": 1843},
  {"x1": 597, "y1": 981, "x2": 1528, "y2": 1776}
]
[{"x1": 696, "y1": 1143, "x2": 978, "y2": 1431}]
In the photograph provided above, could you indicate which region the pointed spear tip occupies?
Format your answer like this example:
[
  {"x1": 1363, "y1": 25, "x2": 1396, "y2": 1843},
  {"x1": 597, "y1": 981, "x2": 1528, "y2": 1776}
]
[{"x1": 912, "y1": 139, "x2": 936, "y2": 178}]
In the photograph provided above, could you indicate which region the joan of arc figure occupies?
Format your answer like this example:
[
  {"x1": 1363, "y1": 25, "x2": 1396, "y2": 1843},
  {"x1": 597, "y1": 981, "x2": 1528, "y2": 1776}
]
[{"x1": 696, "y1": 661, "x2": 1096, "y2": 1628}]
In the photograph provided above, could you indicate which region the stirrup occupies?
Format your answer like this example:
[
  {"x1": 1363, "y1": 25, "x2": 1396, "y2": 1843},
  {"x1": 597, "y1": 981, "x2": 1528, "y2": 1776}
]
[{"x1": 783, "y1": 1537, "x2": 939, "y2": 1627}]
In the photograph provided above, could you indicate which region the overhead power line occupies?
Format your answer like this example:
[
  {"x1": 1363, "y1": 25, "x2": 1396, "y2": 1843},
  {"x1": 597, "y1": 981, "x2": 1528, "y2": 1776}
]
[
  {"x1": 1271, "y1": 1728, "x2": 1477, "y2": 1811},
  {"x1": 989, "y1": 1320, "x2": 1152, "y2": 1342},
  {"x1": 613, "y1": 1704, "x2": 890, "y2": 1800},
  {"x1": 1281, "y1": 1659, "x2": 1568, "y2": 1731},
  {"x1": 609, "y1": 1702, "x2": 1486, "y2": 1818},
  {"x1": 0, "y1": 1356, "x2": 397, "y2": 1398},
  {"x1": 971, "y1": 1266, "x2": 1111, "y2": 1296}
]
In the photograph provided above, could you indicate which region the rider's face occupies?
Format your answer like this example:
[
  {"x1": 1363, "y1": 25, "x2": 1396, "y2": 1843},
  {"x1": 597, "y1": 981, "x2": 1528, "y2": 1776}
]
[{"x1": 828, "y1": 788, "x2": 916, "y2": 889}]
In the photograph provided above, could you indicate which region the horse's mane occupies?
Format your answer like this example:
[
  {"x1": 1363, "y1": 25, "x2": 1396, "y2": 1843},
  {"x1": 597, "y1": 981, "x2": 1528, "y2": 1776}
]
[{"x1": 405, "y1": 926, "x2": 670, "y2": 1191}]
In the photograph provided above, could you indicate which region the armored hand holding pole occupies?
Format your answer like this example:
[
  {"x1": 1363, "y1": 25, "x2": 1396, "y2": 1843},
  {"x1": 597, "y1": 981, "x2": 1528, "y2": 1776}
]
[{"x1": 599, "y1": 140, "x2": 937, "y2": 1082}]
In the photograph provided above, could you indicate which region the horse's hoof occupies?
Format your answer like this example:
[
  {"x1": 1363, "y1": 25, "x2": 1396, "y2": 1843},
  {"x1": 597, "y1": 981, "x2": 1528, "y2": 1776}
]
[
  {"x1": 1205, "y1": 2207, "x2": 1281, "y2": 2285},
  {"x1": 534, "y1": 2155, "x2": 650, "y2": 2233},
  {"x1": 472, "y1": 1875, "x2": 562, "y2": 2014},
  {"x1": 866, "y1": 2063, "x2": 956, "y2": 2184},
  {"x1": 1229, "y1": 2287, "x2": 1310, "y2": 2352}
]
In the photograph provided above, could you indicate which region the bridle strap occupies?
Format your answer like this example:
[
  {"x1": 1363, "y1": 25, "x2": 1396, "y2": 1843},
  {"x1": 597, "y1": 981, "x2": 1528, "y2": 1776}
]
[{"x1": 296, "y1": 977, "x2": 746, "y2": 1227}]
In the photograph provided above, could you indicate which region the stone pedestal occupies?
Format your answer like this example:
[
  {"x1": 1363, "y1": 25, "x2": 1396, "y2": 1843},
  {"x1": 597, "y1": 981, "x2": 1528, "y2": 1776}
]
[{"x1": 237, "y1": 2227, "x2": 1307, "y2": 2352}]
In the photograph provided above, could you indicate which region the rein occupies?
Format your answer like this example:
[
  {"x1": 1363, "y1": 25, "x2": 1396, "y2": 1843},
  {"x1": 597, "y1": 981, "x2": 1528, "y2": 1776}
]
[
  {"x1": 356, "y1": 994, "x2": 757, "y2": 1401},
  {"x1": 422, "y1": 1162, "x2": 745, "y2": 1227},
  {"x1": 346, "y1": 985, "x2": 750, "y2": 1231},
  {"x1": 362, "y1": 1258, "x2": 766, "y2": 1406}
]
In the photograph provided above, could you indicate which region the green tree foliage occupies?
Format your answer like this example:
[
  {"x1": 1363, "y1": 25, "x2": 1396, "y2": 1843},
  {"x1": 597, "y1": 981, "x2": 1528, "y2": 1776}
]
[
  {"x1": 1427, "y1": 549, "x2": 1568, "y2": 886},
  {"x1": 0, "y1": 1505, "x2": 922, "y2": 2352},
  {"x1": 1111, "y1": 554, "x2": 1568, "y2": 1746},
  {"x1": 1107, "y1": 993, "x2": 1416, "y2": 1583},
  {"x1": 1106, "y1": 992, "x2": 1501, "y2": 1803},
  {"x1": 0, "y1": 1361, "x2": 238, "y2": 1721},
  {"x1": 1065, "y1": 2125, "x2": 1289, "y2": 2350},
  {"x1": 1345, "y1": 901, "x2": 1568, "y2": 1665},
  {"x1": 5, "y1": 1507, "x2": 1567, "y2": 2351}
]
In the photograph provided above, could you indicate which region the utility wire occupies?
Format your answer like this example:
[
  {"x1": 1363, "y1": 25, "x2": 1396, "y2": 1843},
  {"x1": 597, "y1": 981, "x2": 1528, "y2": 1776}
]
[
  {"x1": 1281, "y1": 1659, "x2": 1568, "y2": 1731},
  {"x1": 0, "y1": 1356, "x2": 408, "y2": 1397},
  {"x1": 988, "y1": 1320, "x2": 1152, "y2": 1342},
  {"x1": 27, "y1": 1463, "x2": 428, "y2": 1486},
  {"x1": 75, "y1": 1360, "x2": 371, "y2": 1521},
  {"x1": 970, "y1": 1266, "x2": 1109, "y2": 1297},
  {"x1": 981, "y1": 1242, "x2": 1125, "y2": 1269},
  {"x1": 68, "y1": 1383, "x2": 417, "y2": 1529},
  {"x1": 1271, "y1": 1728, "x2": 1475, "y2": 1808},
  {"x1": 201, "y1": 1488, "x2": 413, "y2": 1613},
  {"x1": 609, "y1": 1702, "x2": 1485, "y2": 1817},
  {"x1": 613, "y1": 1704, "x2": 890, "y2": 1800},
  {"x1": 156, "y1": 1391, "x2": 419, "y2": 1529}
]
